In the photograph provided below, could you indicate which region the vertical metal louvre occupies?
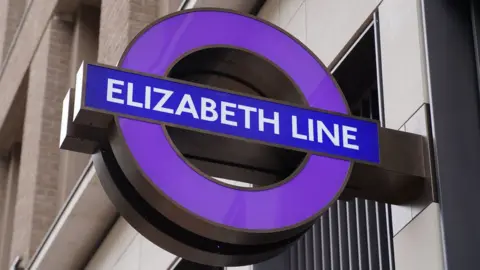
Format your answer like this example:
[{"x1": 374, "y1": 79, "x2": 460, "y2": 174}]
[{"x1": 253, "y1": 12, "x2": 395, "y2": 270}]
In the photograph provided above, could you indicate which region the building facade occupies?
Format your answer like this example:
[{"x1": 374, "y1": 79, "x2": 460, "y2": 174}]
[{"x1": 0, "y1": 0, "x2": 479, "y2": 269}]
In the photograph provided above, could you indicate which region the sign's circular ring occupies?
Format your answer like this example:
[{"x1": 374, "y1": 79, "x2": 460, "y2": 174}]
[
  {"x1": 113, "y1": 9, "x2": 352, "y2": 236},
  {"x1": 163, "y1": 44, "x2": 312, "y2": 192}
]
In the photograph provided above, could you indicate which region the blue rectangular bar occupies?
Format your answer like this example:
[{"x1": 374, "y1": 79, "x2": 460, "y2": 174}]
[{"x1": 83, "y1": 64, "x2": 380, "y2": 164}]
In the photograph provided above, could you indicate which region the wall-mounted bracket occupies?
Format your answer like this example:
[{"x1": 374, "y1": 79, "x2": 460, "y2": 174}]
[
  {"x1": 61, "y1": 87, "x2": 433, "y2": 206},
  {"x1": 59, "y1": 88, "x2": 107, "y2": 154},
  {"x1": 340, "y1": 127, "x2": 433, "y2": 205}
]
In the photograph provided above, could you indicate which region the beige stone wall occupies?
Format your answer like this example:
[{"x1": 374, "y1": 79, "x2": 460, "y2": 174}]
[
  {"x1": 0, "y1": 1, "x2": 64, "y2": 266},
  {"x1": 98, "y1": 0, "x2": 157, "y2": 65},
  {"x1": 0, "y1": 144, "x2": 20, "y2": 269},
  {"x1": 9, "y1": 17, "x2": 73, "y2": 266},
  {"x1": 0, "y1": 0, "x2": 60, "y2": 140},
  {"x1": 0, "y1": 155, "x2": 10, "y2": 268},
  {"x1": 0, "y1": 0, "x2": 26, "y2": 63},
  {"x1": 57, "y1": 4, "x2": 100, "y2": 205}
]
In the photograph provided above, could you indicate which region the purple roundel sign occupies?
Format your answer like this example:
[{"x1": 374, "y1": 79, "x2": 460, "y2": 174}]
[
  {"x1": 79, "y1": 8, "x2": 379, "y2": 266},
  {"x1": 119, "y1": 9, "x2": 350, "y2": 229}
]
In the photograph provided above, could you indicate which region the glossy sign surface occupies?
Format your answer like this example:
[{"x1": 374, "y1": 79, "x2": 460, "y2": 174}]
[{"x1": 116, "y1": 9, "x2": 355, "y2": 230}]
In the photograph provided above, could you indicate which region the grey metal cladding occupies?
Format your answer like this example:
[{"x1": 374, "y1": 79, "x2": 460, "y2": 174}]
[{"x1": 422, "y1": 0, "x2": 480, "y2": 269}]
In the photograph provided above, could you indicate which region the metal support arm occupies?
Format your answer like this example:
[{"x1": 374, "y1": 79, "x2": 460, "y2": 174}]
[{"x1": 60, "y1": 88, "x2": 433, "y2": 205}]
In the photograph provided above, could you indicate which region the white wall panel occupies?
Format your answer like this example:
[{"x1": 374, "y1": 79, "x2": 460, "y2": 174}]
[
  {"x1": 378, "y1": 0, "x2": 431, "y2": 236},
  {"x1": 405, "y1": 104, "x2": 431, "y2": 219},
  {"x1": 393, "y1": 203, "x2": 444, "y2": 270},
  {"x1": 257, "y1": 0, "x2": 280, "y2": 25},
  {"x1": 258, "y1": 0, "x2": 380, "y2": 67},
  {"x1": 86, "y1": 218, "x2": 138, "y2": 269},
  {"x1": 391, "y1": 203, "x2": 412, "y2": 236},
  {"x1": 278, "y1": 0, "x2": 304, "y2": 28},
  {"x1": 378, "y1": 1, "x2": 441, "y2": 269},
  {"x1": 305, "y1": 0, "x2": 380, "y2": 66},
  {"x1": 379, "y1": 0, "x2": 429, "y2": 129},
  {"x1": 285, "y1": 2, "x2": 306, "y2": 43},
  {"x1": 112, "y1": 235, "x2": 141, "y2": 270},
  {"x1": 139, "y1": 237, "x2": 177, "y2": 270},
  {"x1": 86, "y1": 218, "x2": 176, "y2": 270}
]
